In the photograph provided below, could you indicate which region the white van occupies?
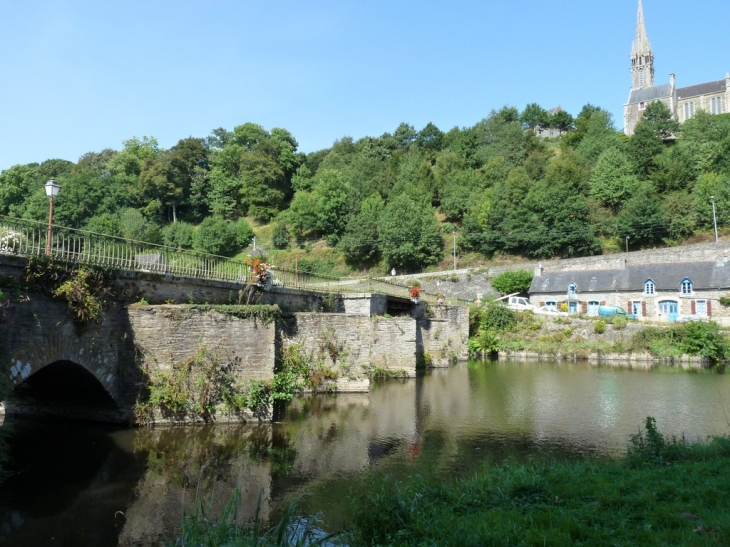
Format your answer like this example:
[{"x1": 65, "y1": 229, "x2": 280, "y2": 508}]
[{"x1": 506, "y1": 296, "x2": 535, "y2": 311}]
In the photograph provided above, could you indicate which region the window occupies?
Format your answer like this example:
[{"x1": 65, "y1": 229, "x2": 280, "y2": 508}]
[
  {"x1": 684, "y1": 102, "x2": 695, "y2": 120},
  {"x1": 587, "y1": 301, "x2": 600, "y2": 316},
  {"x1": 644, "y1": 280, "x2": 655, "y2": 296},
  {"x1": 545, "y1": 300, "x2": 557, "y2": 309},
  {"x1": 680, "y1": 279, "x2": 693, "y2": 295},
  {"x1": 567, "y1": 283, "x2": 576, "y2": 297},
  {"x1": 696, "y1": 300, "x2": 707, "y2": 317},
  {"x1": 639, "y1": 101, "x2": 646, "y2": 110},
  {"x1": 711, "y1": 97, "x2": 723, "y2": 115},
  {"x1": 639, "y1": 68, "x2": 644, "y2": 87}
]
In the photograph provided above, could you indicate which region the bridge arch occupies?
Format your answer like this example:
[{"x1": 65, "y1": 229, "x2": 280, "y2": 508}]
[{"x1": 4, "y1": 360, "x2": 123, "y2": 422}]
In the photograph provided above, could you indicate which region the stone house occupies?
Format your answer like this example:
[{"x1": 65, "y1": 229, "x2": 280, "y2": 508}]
[
  {"x1": 529, "y1": 258, "x2": 730, "y2": 323},
  {"x1": 623, "y1": 0, "x2": 729, "y2": 136}
]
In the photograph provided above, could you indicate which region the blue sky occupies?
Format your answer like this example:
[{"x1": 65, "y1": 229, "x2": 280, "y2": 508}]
[{"x1": 0, "y1": 0, "x2": 728, "y2": 171}]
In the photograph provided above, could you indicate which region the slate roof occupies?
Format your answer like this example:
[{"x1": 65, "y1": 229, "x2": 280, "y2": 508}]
[
  {"x1": 627, "y1": 84, "x2": 671, "y2": 105},
  {"x1": 677, "y1": 80, "x2": 726, "y2": 100},
  {"x1": 529, "y1": 261, "x2": 730, "y2": 295}
]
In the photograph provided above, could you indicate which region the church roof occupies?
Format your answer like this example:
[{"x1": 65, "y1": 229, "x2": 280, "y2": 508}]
[
  {"x1": 677, "y1": 80, "x2": 726, "y2": 100},
  {"x1": 627, "y1": 84, "x2": 671, "y2": 105},
  {"x1": 530, "y1": 261, "x2": 730, "y2": 295}
]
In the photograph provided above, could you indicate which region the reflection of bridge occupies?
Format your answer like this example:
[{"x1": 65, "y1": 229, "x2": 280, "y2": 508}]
[{"x1": 0, "y1": 214, "x2": 469, "y2": 305}]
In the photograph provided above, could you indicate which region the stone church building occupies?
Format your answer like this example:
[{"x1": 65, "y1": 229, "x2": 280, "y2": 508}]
[{"x1": 623, "y1": 0, "x2": 729, "y2": 136}]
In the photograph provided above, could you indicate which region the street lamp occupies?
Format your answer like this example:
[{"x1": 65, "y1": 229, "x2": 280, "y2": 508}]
[
  {"x1": 625, "y1": 235, "x2": 630, "y2": 254},
  {"x1": 711, "y1": 195, "x2": 718, "y2": 243},
  {"x1": 44, "y1": 179, "x2": 60, "y2": 257}
]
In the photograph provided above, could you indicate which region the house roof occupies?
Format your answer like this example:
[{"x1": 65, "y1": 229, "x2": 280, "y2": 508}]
[
  {"x1": 627, "y1": 84, "x2": 671, "y2": 105},
  {"x1": 677, "y1": 80, "x2": 726, "y2": 100},
  {"x1": 529, "y1": 260, "x2": 730, "y2": 295}
]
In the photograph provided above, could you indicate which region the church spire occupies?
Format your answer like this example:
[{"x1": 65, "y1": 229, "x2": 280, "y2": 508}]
[{"x1": 631, "y1": 0, "x2": 654, "y2": 89}]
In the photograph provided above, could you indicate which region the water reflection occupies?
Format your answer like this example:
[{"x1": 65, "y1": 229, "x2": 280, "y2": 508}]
[{"x1": 0, "y1": 360, "x2": 729, "y2": 545}]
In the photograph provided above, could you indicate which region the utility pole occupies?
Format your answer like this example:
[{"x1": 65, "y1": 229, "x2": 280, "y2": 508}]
[{"x1": 711, "y1": 195, "x2": 718, "y2": 242}]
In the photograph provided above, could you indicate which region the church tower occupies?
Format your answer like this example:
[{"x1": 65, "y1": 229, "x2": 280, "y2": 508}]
[{"x1": 630, "y1": 0, "x2": 654, "y2": 90}]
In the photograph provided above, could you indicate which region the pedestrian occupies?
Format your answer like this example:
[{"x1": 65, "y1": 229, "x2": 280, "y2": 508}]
[{"x1": 391, "y1": 267, "x2": 396, "y2": 279}]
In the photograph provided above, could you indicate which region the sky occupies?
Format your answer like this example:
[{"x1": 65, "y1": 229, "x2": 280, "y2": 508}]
[{"x1": 0, "y1": 0, "x2": 728, "y2": 171}]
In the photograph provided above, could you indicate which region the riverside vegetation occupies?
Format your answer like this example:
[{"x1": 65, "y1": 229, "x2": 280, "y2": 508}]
[
  {"x1": 468, "y1": 300, "x2": 730, "y2": 363},
  {"x1": 169, "y1": 418, "x2": 730, "y2": 546}
]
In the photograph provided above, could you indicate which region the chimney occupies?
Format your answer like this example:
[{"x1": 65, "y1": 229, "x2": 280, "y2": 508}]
[{"x1": 534, "y1": 261, "x2": 543, "y2": 277}]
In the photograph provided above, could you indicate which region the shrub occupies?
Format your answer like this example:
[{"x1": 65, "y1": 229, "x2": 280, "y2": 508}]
[
  {"x1": 612, "y1": 315, "x2": 627, "y2": 330},
  {"x1": 272, "y1": 223, "x2": 290, "y2": 249},
  {"x1": 490, "y1": 269, "x2": 534, "y2": 295},
  {"x1": 230, "y1": 218, "x2": 254, "y2": 248},
  {"x1": 194, "y1": 216, "x2": 236, "y2": 256},
  {"x1": 482, "y1": 303, "x2": 516, "y2": 332},
  {"x1": 720, "y1": 296, "x2": 730, "y2": 308},
  {"x1": 161, "y1": 221, "x2": 194, "y2": 249},
  {"x1": 594, "y1": 320, "x2": 607, "y2": 334},
  {"x1": 681, "y1": 320, "x2": 729, "y2": 361}
]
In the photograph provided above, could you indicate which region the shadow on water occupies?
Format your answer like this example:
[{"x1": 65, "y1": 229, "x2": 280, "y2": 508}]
[
  {"x1": 0, "y1": 419, "x2": 147, "y2": 547},
  {"x1": 1, "y1": 359, "x2": 730, "y2": 544}
]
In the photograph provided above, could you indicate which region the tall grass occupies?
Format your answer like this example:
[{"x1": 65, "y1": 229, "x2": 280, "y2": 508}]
[
  {"x1": 348, "y1": 419, "x2": 730, "y2": 546},
  {"x1": 169, "y1": 489, "x2": 343, "y2": 547}
]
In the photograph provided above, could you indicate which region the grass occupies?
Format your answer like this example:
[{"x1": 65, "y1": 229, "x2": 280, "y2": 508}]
[{"x1": 348, "y1": 420, "x2": 730, "y2": 546}]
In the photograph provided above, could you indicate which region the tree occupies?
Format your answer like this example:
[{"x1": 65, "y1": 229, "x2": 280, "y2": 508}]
[
  {"x1": 520, "y1": 103, "x2": 549, "y2": 132},
  {"x1": 548, "y1": 109, "x2": 575, "y2": 134},
  {"x1": 339, "y1": 193, "x2": 384, "y2": 265},
  {"x1": 627, "y1": 118, "x2": 665, "y2": 177},
  {"x1": 377, "y1": 195, "x2": 443, "y2": 271},
  {"x1": 589, "y1": 147, "x2": 639, "y2": 212},
  {"x1": 490, "y1": 270, "x2": 534, "y2": 295},
  {"x1": 616, "y1": 183, "x2": 667, "y2": 246},
  {"x1": 640, "y1": 101, "x2": 679, "y2": 139},
  {"x1": 194, "y1": 216, "x2": 233, "y2": 255}
]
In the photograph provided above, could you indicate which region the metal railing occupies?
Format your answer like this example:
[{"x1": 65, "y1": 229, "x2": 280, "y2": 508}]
[{"x1": 0, "y1": 214, "x2": 466, "y2": 305}]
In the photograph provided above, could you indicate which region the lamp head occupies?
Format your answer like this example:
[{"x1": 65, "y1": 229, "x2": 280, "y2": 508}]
[{"x1": 45, "y1": 179, "x2": 61, "y2": 198}]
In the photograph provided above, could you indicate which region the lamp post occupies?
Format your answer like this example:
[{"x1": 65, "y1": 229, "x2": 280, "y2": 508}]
[
  {"x1": 625, "y1": 235, "x2": 630, "y2": 254},
  {"x1": 711, "y1": 195, "x2": 718, "y2": 243},
  {"x1": 44, "y1": 179, "x2": 60, "y2": 257},
  {"x1": 453, "y1": 229, "x2": 457, "y2": 271}
]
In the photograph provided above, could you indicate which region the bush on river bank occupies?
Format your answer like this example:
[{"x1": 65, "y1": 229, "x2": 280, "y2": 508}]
[{"x1": 468, "y1": 305, "x2": 730, "y2": 363}]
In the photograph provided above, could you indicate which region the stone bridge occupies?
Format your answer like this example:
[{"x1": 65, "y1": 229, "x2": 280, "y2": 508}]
[{"x1": 0, "y1": 255, "x2": 468, "y2": 424}]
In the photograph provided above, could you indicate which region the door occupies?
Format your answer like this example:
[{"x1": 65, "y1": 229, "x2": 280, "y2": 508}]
[
  {"x1": 587, "y1": 301, "x2": 599, "y2": 316},
  {"x1": 569, "y1": 301, "x2": 578, "y2": 314},
  {"x1": 659, "y1": 300, "x2": 679, "y2": 322},
  {"x1": 696, "y1": 300, "x2": 707, "y2": 317},
  {"x1": 631, "y1": 302, "x2": 642, "y2": 317}
]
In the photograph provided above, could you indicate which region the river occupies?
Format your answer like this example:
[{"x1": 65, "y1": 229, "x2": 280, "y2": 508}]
[{"x1": 0, "y1": 359, "x2": 728, "y2": 546}]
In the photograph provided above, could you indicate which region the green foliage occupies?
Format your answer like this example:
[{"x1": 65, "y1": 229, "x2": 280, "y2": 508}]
[
  {"x1": 161, "y1": 221, "x2": 194, "y2": 249},
  {"x1": 188, "y1": 304, "x2": 280, "y2": 324},
  {"x1": 193, "y1": 216, "x2": 251, "y2": 256},
  {"x1": 719, "y1": 296, "x2": 730, "y2": 308},
  {"x1": 593, "y1": 320, "x2": 607, "y2": 334},
  {"x1": 482, "y1": 303, "x2": 516, "y2": 332},
  {"x1": 366, "y1": 365, "x2": 408, "y2": 380},
  {"x1": 349, "y1": 423, "x2": 730, "y2": 547},
  {"x1": 171, "y1": 489, "x2": 340, "y2": 547},
  {"x1": 271, "y1": 223, "x2": 290, "y2": 249},
  {"x1": 630, "y1": 321, "x2": 729, "y2": 362},
  {"x1": 490, "y1": 269, "x2": 533, "y2": 295},
  {"x1": 377, "y1": 194, "x2": 443, "y2": 271},
  {"x1": 24, "y1": 258, "x2": 113, "y2": 324},
  {"x1": 611, "y1": 315, "x2": 627, "y2": 330}
]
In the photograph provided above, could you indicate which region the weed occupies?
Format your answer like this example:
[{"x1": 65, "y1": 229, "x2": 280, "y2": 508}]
[{"x1": 594, "y1": 320, "x2": 607, "y2": 334}]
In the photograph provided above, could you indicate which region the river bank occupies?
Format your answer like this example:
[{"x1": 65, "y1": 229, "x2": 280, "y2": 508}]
[{"x1": 469, "y1": 306, "x2": 729, "y2": 369}]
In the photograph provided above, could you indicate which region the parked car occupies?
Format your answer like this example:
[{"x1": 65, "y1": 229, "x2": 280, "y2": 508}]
[
  {"x1": 506, "y1": 296, "x2": 536, "y2": 311},
  {"x1": 534, "y1": 305, "x2": 568, "y2": 316},
  {"x1": 598, "y1": 306, "x2": 638, "y2": 320},
  {"x1": 674, "y1": 314, "x2": 708, "y2": 323}
]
